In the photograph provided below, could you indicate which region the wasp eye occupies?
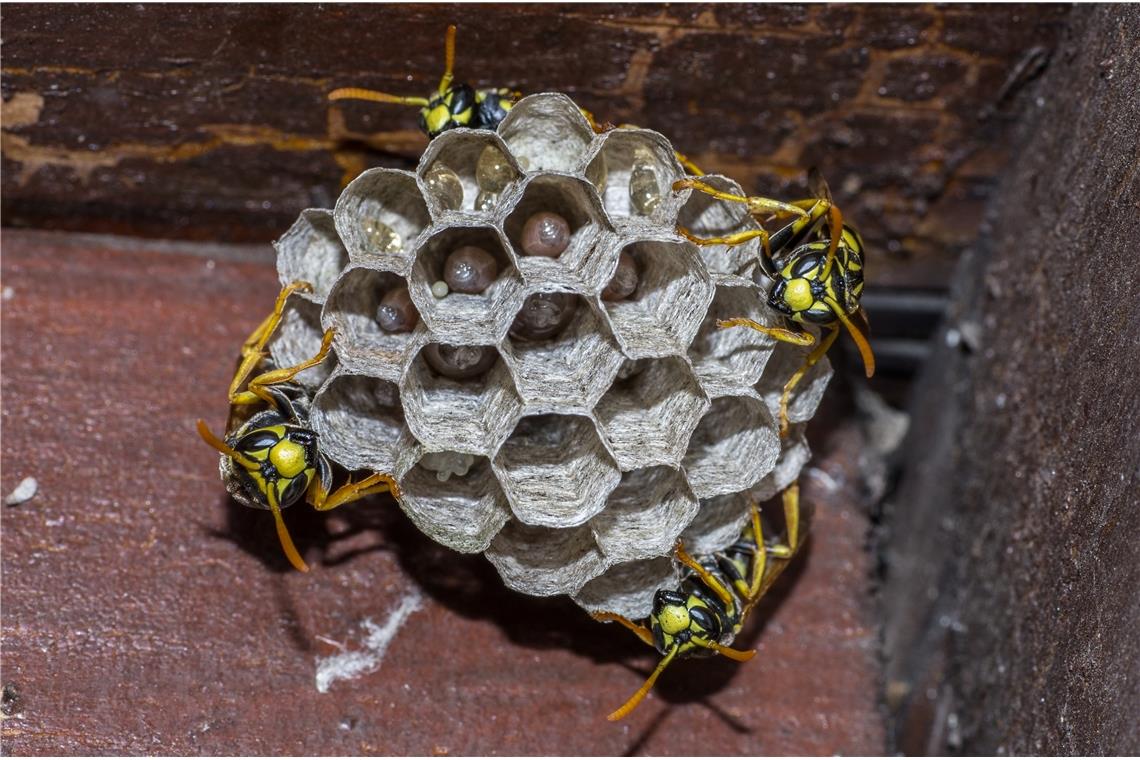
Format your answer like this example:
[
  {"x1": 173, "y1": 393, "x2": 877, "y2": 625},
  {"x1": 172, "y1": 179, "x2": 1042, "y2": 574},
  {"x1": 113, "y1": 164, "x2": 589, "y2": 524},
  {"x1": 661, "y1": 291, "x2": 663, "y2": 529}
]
[
  {"x1": 279, "y1": 472, "x2": 309, "y2": 508},
  {"x1": 236, "y1": 429, "x2": 279, "y2": 454}
]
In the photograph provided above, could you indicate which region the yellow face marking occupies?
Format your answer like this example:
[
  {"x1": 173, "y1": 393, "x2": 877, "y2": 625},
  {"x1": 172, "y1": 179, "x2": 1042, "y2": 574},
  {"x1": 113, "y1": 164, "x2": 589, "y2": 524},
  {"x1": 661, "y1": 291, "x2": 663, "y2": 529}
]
[
  {"x1": 269, "y1": 440, "x2": 308, "y2": 479},
  {"x1": 658, "y1": 605, "x2": 690, "y2": 636},
  {"x1": 784, "y1": 278, "x2": 815, "y2": 312}
]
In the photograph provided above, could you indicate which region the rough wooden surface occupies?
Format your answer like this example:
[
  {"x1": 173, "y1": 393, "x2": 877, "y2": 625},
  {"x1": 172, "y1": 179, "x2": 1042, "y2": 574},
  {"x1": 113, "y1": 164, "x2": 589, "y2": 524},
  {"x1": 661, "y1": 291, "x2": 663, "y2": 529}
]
[
  {"x1": 0, "y1": 229, "x2": 883, "y2": 755},
  {"x1": 1, "y1": 4, "x2": 1070, "y2": 288},
  {"x1": 880, "y1": 5, "x2": 1140, "y2": 754}
]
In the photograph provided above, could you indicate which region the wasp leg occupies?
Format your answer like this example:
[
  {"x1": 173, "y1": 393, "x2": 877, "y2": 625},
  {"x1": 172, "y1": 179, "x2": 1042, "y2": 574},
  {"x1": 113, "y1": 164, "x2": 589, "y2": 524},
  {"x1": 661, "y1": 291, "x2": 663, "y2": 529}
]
[
  {"x1": 310, "y1": 471, "x2": 401, "y2": 513},
  {"x1": 745, "y1": 501, "x2": 768, "y2": 600},
  {"x1": 227, "y1": 281, "x2": 313, "y2": 405},
  {"x1": 783, "y1": 480, "x2": 801, "y2": 552},
  {"x1": 677, "y1": 225, "x2": 772, "y2": 260},
  {"x1": 672, "y1": 178, "x2": 808, "y2": 219},
  {"x1": 776, "y1": 326, "x2": 839, "y2": 436},
  {"x1": 674, "y1": 540, "x2": 738, "y2": 614},
  {"x1": 234, "y1": 328, "x2": 336, "y2": 408},
  {"x1": 716, "y1": 318, "x2": 817, "y2": 349},
  {"x1": 591, "y1": 611, "x2": 655, "y2": 648},
  {"x1": 673, "y1": 150, "x2": 704, "y2": 176}
]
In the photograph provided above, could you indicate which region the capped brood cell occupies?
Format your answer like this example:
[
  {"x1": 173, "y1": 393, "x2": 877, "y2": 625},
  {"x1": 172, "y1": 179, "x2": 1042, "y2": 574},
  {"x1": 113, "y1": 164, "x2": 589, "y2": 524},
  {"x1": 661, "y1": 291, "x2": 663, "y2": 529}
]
[{"x1": 334, "y1": 168, "x2": 431, "y2": 274}]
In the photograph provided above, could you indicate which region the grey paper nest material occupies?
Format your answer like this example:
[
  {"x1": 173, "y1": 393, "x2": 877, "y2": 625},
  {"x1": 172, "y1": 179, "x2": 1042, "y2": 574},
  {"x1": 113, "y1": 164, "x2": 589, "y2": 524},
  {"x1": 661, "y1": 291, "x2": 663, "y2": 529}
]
[{"x1": 266, "y1": 93, "x2": 831, "y2": 619}]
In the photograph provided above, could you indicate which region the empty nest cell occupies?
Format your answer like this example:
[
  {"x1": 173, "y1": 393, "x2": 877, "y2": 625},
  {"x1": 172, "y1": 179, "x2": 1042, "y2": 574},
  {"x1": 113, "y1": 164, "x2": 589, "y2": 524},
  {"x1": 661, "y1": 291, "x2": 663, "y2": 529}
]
[
  {"x1": 676, "y1": 174, "x2": 767, "y2": 277},
  {"x1": 682, "y1": 393, "x2": 780, "y2": 499},
  {"x1": 497, "y1": 92, "x2": 596, "y2": 175},
  {"x1": 499, "y1": 293, "x2": 624, "y2": 413},
  {"x1": 688, "y1": 281, "x2": 781, "y2": 397},
  {"x1": 756, "y1": 343, "x2": 834, "y2": 426},
  {"x1": 589, "y1": 466, "x2": 699, "y2": 565},
  {"x1": 492, "y1": 413, "x2": 621, "y2": 529},
  {"x1": 309, "y1": 371, "x2": 419, "y2": 477},
  {"x1": 594, "y1": 356, "x2": 709, "y2": 471},
  {"x1": 274, "y1": 209, "x2": 349, "y2": 303},
  {"x1": 266, "y1": 294, "x2": 334, "y2": 391},
  {"x1": 485, "y1": 520, "x2": 606, "y2": 597},
  {"x1": 573, "y1": 556, "x2": 679, "y2": 620}
]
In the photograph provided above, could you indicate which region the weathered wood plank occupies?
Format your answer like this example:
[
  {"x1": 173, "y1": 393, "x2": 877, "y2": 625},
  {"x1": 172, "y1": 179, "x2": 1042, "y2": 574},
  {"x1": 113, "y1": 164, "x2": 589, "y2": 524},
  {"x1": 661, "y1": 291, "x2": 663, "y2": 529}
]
[{"x1": 2, "y1": 4, "x2": 1071, "y2": 288}]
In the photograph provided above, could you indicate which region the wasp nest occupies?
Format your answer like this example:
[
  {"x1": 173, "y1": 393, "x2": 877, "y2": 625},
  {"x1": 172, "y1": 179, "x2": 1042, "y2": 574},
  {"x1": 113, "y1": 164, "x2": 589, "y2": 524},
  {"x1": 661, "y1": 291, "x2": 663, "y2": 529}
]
[{"x1": 267, "y1": 93, "x2": 831, "y2": 619}]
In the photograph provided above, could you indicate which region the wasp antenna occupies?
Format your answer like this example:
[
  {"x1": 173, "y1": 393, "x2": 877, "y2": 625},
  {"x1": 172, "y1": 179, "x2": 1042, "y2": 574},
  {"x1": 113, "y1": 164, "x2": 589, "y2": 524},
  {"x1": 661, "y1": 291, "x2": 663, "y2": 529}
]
[
  {"x1": 266, "y1": 487, "x2": 310, "y2": 573},
  {"x1": 827, "y1": 299, "x2": 876, "y2": 378},
  {"x1": 197, "y1": 419, "x2": 258, "y2": 469},
  {"x1": 703, "y1": 639, "x2": 756, "y2": 662},
  {"x1": 607, "y1": 646, "x2": 680, "y2": 721},
  {"x1": 439, "y1": 24, "x2": 457, "y2": 97},
  {"x1": 328, "y1": 87, "x2": 431, "y2": 108}
]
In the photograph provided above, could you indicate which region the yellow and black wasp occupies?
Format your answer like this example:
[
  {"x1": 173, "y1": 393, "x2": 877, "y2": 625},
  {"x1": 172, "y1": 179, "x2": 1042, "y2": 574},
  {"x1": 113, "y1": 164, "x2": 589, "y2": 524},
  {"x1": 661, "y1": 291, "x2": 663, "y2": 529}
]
[
  {"x1": 674, "y1": 170, "x2": 875, "y2": 435},
  {"x1": 329, "y1": 24, "x2": 520, "y2": 138},
  {"x1": 197, "y1": 281, "x2": 399, "y2": 572},
  {"x1": 593, "y1": 483, "x2": 808, "y2": 720}
]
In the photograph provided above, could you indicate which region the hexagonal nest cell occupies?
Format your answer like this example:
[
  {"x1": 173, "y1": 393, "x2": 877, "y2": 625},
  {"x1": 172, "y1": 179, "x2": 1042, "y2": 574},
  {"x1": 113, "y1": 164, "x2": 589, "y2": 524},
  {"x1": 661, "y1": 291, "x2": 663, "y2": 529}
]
[{"x1": 259, "y1": 92, "x2": 832, "y2": 619}]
